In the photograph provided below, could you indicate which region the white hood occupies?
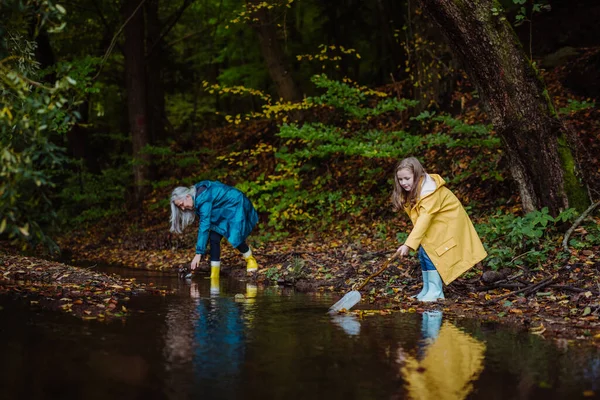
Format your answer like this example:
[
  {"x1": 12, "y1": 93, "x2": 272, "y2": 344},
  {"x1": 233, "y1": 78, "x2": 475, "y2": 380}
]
[{"x1": 420, "y1": 173, "x2": 437, "y2": 198}]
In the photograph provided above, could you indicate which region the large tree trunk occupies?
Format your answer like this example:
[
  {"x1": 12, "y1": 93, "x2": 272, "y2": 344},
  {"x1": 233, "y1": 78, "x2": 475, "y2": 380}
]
[
  {"x1": 123, "y1": 0, "x2": 150, "y2": 203},
  {"x1": 245, "y1": 0, "x2": 302, "y2": 104},
  {"x1": 418, "y1": 0, "x2": 589, "y2": 215}
]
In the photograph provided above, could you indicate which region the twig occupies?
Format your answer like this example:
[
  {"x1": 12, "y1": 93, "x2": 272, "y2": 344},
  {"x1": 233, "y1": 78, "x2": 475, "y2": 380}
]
[
  {"x1": 92, "y1": 0, "x2": 147, "y2": 80},
  {"x1": 479, "y1": 282, "x2": 526, "y2": 292},
  {"x1": 487, "y1": 276, "x2": 555, "y2": 304},
  {"x1": 510, "y1": 250, "x2": 535, "y2": 263},
  {"x1": 549, "y1": 284, "x2": 598, "y2": 295},
  {"x1": 562, "y1": 200, "x2": 600, "y2": 252}
]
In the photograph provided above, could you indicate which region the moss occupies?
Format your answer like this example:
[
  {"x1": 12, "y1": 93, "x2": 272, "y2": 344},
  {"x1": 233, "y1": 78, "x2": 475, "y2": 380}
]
[
  {"x1": 556, "y1": 135, "x2": 589, "y2": 212},
  {"x1": 540, "y1": 88, "x2": 558, "y2": 119}
]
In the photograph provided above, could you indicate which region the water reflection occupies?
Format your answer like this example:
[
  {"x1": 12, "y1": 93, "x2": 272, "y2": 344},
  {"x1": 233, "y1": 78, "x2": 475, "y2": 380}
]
[
  {"x1": 2, "y1": 265, "x2": 599, "y2": 400},
  {"x1": 330, "y1": 313, "x2": 361, "y2": 336},
  {"x1": 163, "y1": 278, "x2": 261, "y2": 399},
  {"x1": 397, "y1": 311, "x2": 485, "y2": 400}
]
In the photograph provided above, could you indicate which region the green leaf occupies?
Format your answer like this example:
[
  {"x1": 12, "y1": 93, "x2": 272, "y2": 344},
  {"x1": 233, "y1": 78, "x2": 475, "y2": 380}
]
[{"x1": 583, "y1": 307, "x2": 591, "y2": 316}]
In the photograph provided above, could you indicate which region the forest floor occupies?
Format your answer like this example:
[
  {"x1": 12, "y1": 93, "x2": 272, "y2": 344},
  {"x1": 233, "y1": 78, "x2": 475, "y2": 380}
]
[{"x1": 2, "y1": 49, "x2": 600, "y2": 347}]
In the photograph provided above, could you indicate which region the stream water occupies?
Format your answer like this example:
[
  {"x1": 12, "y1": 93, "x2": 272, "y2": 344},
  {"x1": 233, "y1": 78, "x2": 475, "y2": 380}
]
[{"x1": 0, "y1": 267, "x2": 598, "y2": 400}]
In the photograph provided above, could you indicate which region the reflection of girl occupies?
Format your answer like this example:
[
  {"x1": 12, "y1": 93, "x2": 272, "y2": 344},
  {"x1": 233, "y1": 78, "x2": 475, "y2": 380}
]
[{"x1": 397, "y1": 317, "x2": 485, "y2": 400}]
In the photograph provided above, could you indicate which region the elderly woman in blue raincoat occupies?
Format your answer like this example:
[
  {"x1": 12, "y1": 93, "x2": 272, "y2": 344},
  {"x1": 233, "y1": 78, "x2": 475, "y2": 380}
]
[{"x1": 170, "y1": 180, "x2": 259, "y2": 277}]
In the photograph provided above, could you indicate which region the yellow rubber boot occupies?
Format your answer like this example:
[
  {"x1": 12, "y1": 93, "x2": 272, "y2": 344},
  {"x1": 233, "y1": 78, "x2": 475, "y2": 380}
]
[
  {"x1": 210, "y1": 261, "x2": 220, "y2": 279},
  {"x1": 210, "y1": 261, "x2": 220, "y2": 295},
  {"x1": 246, "y1": 284, "x2": 257, "y2": 303},
  {"x1": 245, "y1": 255, "x2": 258, "y2": 273},
  {"x1": 210, "y1": 275, "x2": 220, "y2": 296},
  {"x1": 244, "y1": 284, "x2": 257, "y2": 325}
]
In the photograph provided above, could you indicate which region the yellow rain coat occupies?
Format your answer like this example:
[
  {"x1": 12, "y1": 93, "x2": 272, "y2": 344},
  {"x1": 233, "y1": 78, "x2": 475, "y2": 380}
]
[{"x1": 404, "y1": 174, "x2": 487, "y2": 284}]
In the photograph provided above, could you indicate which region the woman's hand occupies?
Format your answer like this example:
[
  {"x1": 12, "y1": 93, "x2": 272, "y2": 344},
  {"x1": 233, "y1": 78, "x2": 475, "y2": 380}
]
[
  {"x1": 396, "y1": 244, "x2": 410, "y2": 257},
  {"x1": 191, "y1": 254, "x2": 203, "y2": 270}
]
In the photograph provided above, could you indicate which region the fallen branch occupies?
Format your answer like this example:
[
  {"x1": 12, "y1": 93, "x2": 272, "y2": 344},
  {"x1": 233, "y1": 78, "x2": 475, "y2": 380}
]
[
  {"x1": 479, "y1": 282, "x2": 526, "y2": 292},
  {"x1": 487, "y1": 276, "x2": 555, "y2": 304},
  {"x1": 478, "y1": 271, "x2": 525, "y2": 291},
  {"x1": 549, "y1": 285, "x2": 599, "y2": 295},
  {"x1": 562, "y1": 200, "x2": 600, "y2": 252}
]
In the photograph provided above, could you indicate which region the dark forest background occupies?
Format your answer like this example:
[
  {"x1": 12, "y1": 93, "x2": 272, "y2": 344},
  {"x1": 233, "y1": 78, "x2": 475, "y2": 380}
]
[{"x1": 2, "y1": 0, "x2": 600, "y2": 273}]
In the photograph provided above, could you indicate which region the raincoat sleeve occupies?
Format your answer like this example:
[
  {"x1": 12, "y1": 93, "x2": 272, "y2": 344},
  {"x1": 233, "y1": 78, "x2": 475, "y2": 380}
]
[
  {"x1": 195, "y1": 200, "x2": 213, "y2": 254},
  {"x1": 405, "y1": 195, "x2": 442, "y2": 251}
]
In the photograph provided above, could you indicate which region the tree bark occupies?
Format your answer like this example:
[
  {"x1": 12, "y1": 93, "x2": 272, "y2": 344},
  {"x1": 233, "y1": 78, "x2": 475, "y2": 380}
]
[
  {"x1": 145, "y1": 0, "x2": 166, "y2": 146},
  {"x1": 418, "y1": 0, "x2": 589, "y2": 215},
  {"x1": 123, "y1": 0, "x2": 150, "y2": 203},
  {"x1": 245, "y1": 0, "x2": 302, "y2": 104}
]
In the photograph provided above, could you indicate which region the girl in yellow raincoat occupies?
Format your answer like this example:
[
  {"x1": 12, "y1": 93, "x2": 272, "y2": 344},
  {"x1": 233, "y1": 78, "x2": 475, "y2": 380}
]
[{"x1": 392, "y1": 157, "x2": 487, "y2": 302}]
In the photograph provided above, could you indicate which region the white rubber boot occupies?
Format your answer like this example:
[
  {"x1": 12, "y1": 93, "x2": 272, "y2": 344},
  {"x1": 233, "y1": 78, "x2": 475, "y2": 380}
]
[
  {"x1": 411, "y1": 270, "x2": 429, "y2": 300},
  {"x1": 422, "y1": 310, "x2": 443, "y2": 340},
  {"x1": 420, "y1": 270, "x2": 445, "y2": 302}
]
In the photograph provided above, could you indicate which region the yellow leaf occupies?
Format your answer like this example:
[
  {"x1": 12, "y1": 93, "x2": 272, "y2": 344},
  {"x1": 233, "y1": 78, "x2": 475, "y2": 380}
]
[{"x1": 18, "y1": 223, "x2": 29, "y2": 236}]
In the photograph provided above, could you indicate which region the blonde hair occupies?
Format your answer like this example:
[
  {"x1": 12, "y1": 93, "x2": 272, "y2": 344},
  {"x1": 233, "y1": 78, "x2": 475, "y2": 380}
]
[
  {"x1": 391, "y1": 157, "x2": 426, "y2": 211},
  {"x1": 170, "y1": 186, "x2": 196, "y2": 233}
]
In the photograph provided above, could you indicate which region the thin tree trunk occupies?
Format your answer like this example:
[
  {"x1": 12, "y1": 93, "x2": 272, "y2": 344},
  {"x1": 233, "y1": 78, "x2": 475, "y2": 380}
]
[
  {"x1": 145, "y1": 0, "x2": 165, "y2": 146},
  {"x1": 245, "y1": 0, "x2": 302, "y2": 104},
  {"x1": 375, "y1": 0, "x2": 405, "y2": 82},
  {"x1": 418, "y1": 0, "x2": 588, "y2": 215},
  {"x1": 123, "y1": 0, "x2": 150, "y2": 202}
]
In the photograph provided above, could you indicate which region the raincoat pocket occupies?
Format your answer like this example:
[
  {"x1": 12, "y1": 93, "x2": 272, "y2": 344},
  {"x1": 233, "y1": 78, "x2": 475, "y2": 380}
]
[{"x1": 435, "y1": 238, "x2": 457, "y2": 257}]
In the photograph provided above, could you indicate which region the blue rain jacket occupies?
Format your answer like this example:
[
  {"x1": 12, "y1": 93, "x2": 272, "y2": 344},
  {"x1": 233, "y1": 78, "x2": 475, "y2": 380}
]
[{"x1": 194, "y1": 180, "x2": 258, "y2": 255}]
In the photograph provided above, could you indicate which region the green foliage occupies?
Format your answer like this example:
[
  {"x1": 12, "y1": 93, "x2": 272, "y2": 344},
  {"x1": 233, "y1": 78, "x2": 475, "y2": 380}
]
[
  {"x1": 395, "y1": 231, "x2": 409, "y2": 246},
  {"x1": 569, "y1": 220, "x2": 600, "y2": 249},
  {"x1": 477, "y1": 207, "x2": 578, "y2": 270},
  {"x1": 308, "y1": 74, "x2": 418, "y2": 119},
  {"x1": 558, "y1": 99, "x2": 596, "y2": 115},
  {"x1": 511, "y1": 0, "x2": 551, "y2": 27},
  {"x1": 57, "y1": 163, "x2": 131, "y2": 225},
  {"x1": 222, "y1": 74, "x2": 504, "y2": 233},
  {"x1": 0, "y1": 1, "x2": 94, "y2": 251}
]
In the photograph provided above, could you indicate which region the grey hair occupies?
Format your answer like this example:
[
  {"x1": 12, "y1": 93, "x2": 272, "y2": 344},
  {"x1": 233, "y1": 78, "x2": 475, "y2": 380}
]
[{"x1": 170, "y1": 186, "x2": 196, "y2": 233}]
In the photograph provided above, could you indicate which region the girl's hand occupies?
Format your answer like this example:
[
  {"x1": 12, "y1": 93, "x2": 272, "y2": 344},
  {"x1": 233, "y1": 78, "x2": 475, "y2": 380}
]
[
  {"x1": 191, "y1": 254, "x2": 202, "y2": 270},
  {"x1": 397, "y1": 244, "x2": 410, "y2": 257}
]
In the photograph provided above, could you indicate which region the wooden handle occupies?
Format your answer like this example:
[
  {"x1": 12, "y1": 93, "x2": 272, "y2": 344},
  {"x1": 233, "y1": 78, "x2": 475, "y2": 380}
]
[{"x1": 356, "y1": 251, "x2": 400, "y2": 291}]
